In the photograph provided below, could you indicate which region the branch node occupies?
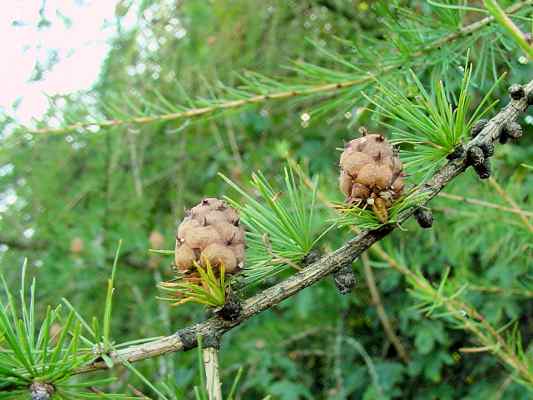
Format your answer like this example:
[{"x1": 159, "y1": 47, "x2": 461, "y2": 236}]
[
  {"x1": 467, "y1": 146, "x2": 491, "y2": 179},
  {"x1": 479, "y1": 142, "x2": 494, "y2": 158},
  {"x1": 466, "y1": 146, "x2": 484, "y2": 166},
  {"x1": 446, "y1": 144, "x2": 465, "y2": 160},
  {"x1": 177, "y1": 326, "x2": 199, "y2": 351},
  {"x1": 471, "y1": 119, "x2": 488, "y2": 138},
  {"x1": 508, "y1": 84, "x2": 525, "y2": 100},
  {"x1": 302, "y1": 250, "x2": 322, "y2": 266},
  {"x1": 498, "y1": 120, "x2": 523, "y2": 144},
  {"x1": 476, "y1": 159, "x2": 492, "y2": 179},
  {"x1": 29, "y1": 383, "x2": 54, "y2": 400},
  {"x1": 414, "y1": 207, "x2": 433, "y2": 228},
  {"x1": 333, "y1": 263, "x2": 356, "y2": 295},
  {"x1": 502, "y1": 121, "x2": 523, "y2": 140},
  {"x1": 202, "y1": 332, "x2": 221, "y2": 350},
  {"x1": 214, "y1": 292, "x2": 242, "y2": 321},
  {"x1": 498, "y1": 131, "x2": 509, "y2": 144}
]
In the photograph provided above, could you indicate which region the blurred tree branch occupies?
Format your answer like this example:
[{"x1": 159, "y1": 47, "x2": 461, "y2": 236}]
[
  {"x1": 28, "y1": 0, "x2": 532, "y2": 135},
  {"x1": 0, "y1": 236, "x2": 46, "y2": 250},
  {"x1": 361, "y1": 253, "x2": 410, "y2": 363},
  {"x1": 437, "y1": 192, "x2": 533, "y2": 218},
  {"x1": 315, "y1": 0, "x2": 357, "y2": 21},
  {"x1": 487, "y1": 177, "x2": 533, "y2": 232},
  {"x1": 0, "y1": 235, "x2": 150, "y2": 270}
]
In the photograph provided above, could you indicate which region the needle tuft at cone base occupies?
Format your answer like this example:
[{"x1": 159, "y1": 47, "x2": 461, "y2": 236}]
[{"x1": 159, "y1": 198, "x2": 246, "y2": 308}]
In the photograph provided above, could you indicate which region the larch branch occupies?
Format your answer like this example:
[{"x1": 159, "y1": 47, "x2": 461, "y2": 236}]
[{"x1": 75, "y1": 80, "x2": 532, "y2": 375}]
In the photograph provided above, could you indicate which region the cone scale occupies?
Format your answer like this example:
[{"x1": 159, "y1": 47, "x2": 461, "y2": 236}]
[
  {"x1": 339, "y1": 131, "x2": 404, "y2": 223},
  {"x1": 174, "y1": 198, "x2": 245, "y2": 279}
]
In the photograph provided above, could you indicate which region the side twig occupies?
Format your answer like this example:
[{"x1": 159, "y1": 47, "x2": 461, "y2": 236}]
[
  {"x1": 437, "y1": 192, "x2": 533, "y2": 218},
  {"x1": 203, "y1": 347, "x2": 223, "y2": 400},
  {"x1": 487, "y1": 177, "x2": 533, "y2": 232},
  {"x1": 483, "y1": 0, "x2": 533, "y2": 59},
  {"x1": 361, "y1": 254, "x2": 410, "y2": 363}
]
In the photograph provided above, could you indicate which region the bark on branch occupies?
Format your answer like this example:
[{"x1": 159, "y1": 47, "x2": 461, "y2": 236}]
[{"x1": 75, "y1": 80, "x2": 532, "y2": 375}]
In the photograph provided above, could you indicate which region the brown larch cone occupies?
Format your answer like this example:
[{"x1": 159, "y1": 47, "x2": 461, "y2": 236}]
[
  {"x1": 339, "y1": 131, "x2": 404, "y2": 223},
  {"x1": 174, "y1": 198, "x2": 245, "y2": 278}
]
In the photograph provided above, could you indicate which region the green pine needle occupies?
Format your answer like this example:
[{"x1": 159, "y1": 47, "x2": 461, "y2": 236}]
[
  {"x1": 0, "y1": 261, "x2": 133, "y2": 398},
  {"x1": 366, "y1": 61, "x2": 502, "y2": 175},
  {"x1": 158, "y1": 261, "x2": 227, "y2": 308},
  {"x1": 220, "y1": 165, "x2": 332, "y2": 286}
]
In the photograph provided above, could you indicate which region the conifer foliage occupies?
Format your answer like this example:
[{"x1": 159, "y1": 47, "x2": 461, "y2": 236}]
[{"x1": 0, "y1": 1, "x2": 532, "y2": 399}]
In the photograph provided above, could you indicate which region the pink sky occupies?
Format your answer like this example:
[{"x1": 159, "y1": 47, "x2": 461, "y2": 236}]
[{"x1": 0, "y1": 1, "x2": 124, "y2": 125}]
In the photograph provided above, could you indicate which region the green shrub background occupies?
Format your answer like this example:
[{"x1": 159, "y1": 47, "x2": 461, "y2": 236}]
[{"x1": 0, "y1": 1, "x2": 532, "y2": 398}]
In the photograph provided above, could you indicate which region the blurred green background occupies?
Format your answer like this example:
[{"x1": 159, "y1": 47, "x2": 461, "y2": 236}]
[{"x1": 0, "y1": 1, "x2": 532, "y2": 398}]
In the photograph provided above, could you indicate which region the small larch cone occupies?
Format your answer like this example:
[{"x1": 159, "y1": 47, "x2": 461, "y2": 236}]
[
  {"x1": 149, "y1": 230, "x2": 165, "y2": 249},
  {"x1": 69, "y1": 237, "x2": 84, "y2": 254},
  {"x1": 339, "y1": 132, "x2": 404, "y2": 223},
  {"x1": 174, "y1": 198, "x2": 245, "y2": 278}
]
